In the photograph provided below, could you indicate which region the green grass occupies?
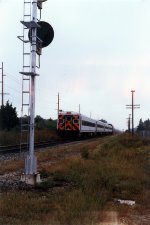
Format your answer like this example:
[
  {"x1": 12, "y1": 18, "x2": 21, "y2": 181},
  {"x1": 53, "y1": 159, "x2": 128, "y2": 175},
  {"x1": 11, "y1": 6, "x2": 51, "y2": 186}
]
[{"x1": 1, "y1": 134, "x2": 150, "y2": 225}]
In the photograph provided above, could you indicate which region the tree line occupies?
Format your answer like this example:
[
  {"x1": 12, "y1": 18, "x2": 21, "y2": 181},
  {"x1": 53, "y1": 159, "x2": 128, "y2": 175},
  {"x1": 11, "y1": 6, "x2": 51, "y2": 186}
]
[
  {"x1": 137, "y1": 118, "x2": 150, "y2": 132},
  {"x1": 0, "y1": 101, "x2": 56, "y2": 131},
  {"x1": 1, "y1": 101, "x2": 149, "y2": 133}
]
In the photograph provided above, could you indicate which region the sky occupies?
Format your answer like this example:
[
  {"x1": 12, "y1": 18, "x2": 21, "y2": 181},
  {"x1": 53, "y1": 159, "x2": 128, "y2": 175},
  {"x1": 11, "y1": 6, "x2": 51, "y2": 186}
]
[{"x1": 0, "y1": 0, "x2": 150, "y2": 130}]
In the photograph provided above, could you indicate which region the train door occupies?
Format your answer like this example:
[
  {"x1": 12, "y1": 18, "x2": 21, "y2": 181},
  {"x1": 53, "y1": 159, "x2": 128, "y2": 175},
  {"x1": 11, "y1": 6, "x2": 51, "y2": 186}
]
[{"x1": 65, "y1": 115, "x2": 73, "y2": 131}]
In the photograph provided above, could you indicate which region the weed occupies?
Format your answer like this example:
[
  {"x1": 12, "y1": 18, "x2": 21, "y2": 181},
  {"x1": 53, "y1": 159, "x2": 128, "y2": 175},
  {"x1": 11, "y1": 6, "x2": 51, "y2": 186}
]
[
  {"x1": 0, "y1": 129, "x2": 58, "y2": 146},
  {"x1": 1, "y1": 134, "x2": 150, "y2": 225},
  {"x1": 39, "y1": 168, "x2": 49, "y2": 178},
  {"x1": 35, "y1": 180, "x2": 55, "y2": 191},
  {"x1": 81, "y1": 148, "x2": 89, "y2": 159}
]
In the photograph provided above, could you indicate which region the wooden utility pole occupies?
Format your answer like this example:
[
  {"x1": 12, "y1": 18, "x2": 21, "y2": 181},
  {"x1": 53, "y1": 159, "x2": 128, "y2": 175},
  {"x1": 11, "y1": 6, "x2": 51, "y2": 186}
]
[
  {"x1": 127, "y1": 114, "x2": 131, "y2": 133},
  {"x1": 57, "y1": 92, "x2": 61, "y2": 130},
  {"x1": 57, "y1": 92, "x2": 60, "y2": 117},
  {"x1": 131, "y1": 90, "x2": 134, "y2": 135},
  {"x1": 0, "y1": 62, "x2": 9, "y2": 106},
  {"x1": 1, "y1": 62, "x2": 4, "y2": 106},
  {"x1": 0, "y1": 62, "x2": 4, "y2": 106},
  {"x1": 126, "y1": 90, "x2": 140, "y2": 136}
]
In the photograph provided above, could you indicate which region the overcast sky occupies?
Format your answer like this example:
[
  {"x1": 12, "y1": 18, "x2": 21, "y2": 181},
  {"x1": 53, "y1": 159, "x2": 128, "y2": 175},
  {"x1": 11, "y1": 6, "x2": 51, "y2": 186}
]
[{"x1": 0, "y1": 0, "x2": 150, "y2": 130}]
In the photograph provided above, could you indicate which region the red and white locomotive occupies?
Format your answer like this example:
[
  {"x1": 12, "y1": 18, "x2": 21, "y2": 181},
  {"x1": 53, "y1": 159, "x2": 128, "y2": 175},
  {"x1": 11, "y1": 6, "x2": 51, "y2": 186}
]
[{"x1": 57, "y1": 111, "x2": 113, "y2": 137}]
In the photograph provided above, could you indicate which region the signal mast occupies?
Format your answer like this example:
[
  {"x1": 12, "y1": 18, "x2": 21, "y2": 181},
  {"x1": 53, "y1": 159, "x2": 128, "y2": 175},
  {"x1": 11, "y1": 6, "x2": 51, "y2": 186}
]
[{"x1": 18, "y1": 0, "x2": 54, "y2": 184}]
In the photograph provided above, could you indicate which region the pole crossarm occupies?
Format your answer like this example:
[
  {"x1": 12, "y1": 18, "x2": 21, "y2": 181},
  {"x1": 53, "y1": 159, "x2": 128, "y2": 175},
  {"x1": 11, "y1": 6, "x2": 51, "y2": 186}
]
[
  {"x1": 0, "y1": 93, "x2": 9, "y2": 95},
  {"x1": 126, "y1": 104, "x2": 140, "y2": 109},
  {"x1": 126, "y1": 104, "x2": 140, "y2": 106}
]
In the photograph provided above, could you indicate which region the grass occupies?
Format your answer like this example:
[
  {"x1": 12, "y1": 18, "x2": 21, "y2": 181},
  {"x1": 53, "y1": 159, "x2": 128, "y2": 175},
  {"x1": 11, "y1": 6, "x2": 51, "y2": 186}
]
[
  {"x1": 0, "y1": 134, "x2": 150, "y2": 225},
  {"x1": 0, "y1": 129, "x2": 58, "y2": 146},
  {"x1": 0, "y1": 159, "x2": 24, "y2": 175}
]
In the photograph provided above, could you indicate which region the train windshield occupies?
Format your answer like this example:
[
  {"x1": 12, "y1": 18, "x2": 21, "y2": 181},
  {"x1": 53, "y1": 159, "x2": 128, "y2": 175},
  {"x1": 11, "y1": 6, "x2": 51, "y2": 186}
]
[{"x1": 66, "y1": 116, "x2": 72, "y2": 121}]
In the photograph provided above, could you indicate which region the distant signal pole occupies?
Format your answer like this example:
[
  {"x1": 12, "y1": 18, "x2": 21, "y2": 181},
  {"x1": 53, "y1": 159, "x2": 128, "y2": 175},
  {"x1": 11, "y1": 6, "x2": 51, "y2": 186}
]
[{"x1": 126, "y1": 90, "x2": 140, "y2": 136}]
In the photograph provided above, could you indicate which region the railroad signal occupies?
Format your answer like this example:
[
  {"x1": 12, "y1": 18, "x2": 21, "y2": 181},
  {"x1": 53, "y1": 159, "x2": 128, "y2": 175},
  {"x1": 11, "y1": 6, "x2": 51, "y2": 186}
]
[
  {"x1": 19, "y1": 0, "x2": 54, "y2": 185},
  {"x1": 28, "y1": 21, "x2": 54, "y2": 55}
]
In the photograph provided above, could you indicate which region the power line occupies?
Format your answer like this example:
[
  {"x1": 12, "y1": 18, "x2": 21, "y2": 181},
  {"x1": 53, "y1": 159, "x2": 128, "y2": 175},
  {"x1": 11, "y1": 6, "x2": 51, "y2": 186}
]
[
  {"x1": 6, "y1": 73, "x2": 22, "y2": 86},
  {"x1": 5, "y1": 84, "x2": 21, "y2": 94}
]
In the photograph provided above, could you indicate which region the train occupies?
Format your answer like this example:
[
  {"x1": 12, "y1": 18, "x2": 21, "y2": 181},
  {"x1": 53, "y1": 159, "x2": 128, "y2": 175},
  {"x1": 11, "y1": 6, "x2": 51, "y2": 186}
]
[{"x1": 57, "y1": 111, "x2": 113, "y2": 138}]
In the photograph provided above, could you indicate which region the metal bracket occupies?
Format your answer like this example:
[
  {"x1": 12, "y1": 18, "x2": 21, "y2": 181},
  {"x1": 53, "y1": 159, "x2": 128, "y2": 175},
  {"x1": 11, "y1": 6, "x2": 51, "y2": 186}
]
[
  {"x1": 17, "y1": 36, "x2": 30, "y2": 43},
  {"x1": 19, "y1": 72, "x2": 39, "y2": 76},
  {"x1": 21, "y1": 21, "x2": 40, "y2": 29}
]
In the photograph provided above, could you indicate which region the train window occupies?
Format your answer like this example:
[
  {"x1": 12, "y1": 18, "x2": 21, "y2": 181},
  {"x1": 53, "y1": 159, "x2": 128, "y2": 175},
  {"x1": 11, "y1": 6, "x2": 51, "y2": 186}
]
[
  {"x1": 97, "y1": 124, "x2": 104, "y2": 128},
  {"x1": 59, "y1": 119, "x2": 63, "y2": 124},
  {"x1": 73, "y1": 120, "x2": 78, "y2": 124},
  {"x1": 82, "y1": 120, "x2": 95, "y2": 127}
]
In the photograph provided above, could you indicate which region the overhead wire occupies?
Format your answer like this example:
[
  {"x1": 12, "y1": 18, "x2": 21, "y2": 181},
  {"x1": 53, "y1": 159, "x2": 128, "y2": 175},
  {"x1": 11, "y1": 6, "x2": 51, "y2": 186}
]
[{"x1": 3, "y1": 70, "x2": 57, "y2": 117}]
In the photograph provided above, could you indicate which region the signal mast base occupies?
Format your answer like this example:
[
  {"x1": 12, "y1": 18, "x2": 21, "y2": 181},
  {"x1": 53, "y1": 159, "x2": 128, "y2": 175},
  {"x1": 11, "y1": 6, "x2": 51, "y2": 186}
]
[{"x1": 21, "y1": 173, "x2": 41, "y2": 185}]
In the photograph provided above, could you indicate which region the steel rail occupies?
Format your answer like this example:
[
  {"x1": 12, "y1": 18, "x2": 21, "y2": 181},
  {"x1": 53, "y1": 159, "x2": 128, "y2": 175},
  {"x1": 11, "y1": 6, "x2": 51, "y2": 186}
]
[
  {"x1": 0, "y1": 136, "x2": 107, "y2": 155},
  {"x1": 0, "y1": 140, "x2": 64, "y2": 154}
]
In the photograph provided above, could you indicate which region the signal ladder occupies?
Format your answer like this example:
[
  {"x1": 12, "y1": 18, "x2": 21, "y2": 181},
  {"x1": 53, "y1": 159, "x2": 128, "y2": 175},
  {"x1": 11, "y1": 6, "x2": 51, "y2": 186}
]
[{"x1": 18, "y1": 0, "x2": 42, "y2": 152}]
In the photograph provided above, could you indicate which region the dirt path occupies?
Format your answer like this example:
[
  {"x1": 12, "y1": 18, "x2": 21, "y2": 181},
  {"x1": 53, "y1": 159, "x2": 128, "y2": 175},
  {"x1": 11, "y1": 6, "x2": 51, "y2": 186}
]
[{"x1": 99, "y1": 210, "x2": 150, "y2": 225}]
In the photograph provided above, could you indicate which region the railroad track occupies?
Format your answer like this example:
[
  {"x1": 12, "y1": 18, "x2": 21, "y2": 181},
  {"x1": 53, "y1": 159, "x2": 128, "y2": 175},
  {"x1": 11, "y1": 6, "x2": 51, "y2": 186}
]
[
  {"x1": 0, "y1": 140, "x2": 66, "y2": 154},
  {"x1": 0, "y1": 136, "x2": 107, "y2": 155}
]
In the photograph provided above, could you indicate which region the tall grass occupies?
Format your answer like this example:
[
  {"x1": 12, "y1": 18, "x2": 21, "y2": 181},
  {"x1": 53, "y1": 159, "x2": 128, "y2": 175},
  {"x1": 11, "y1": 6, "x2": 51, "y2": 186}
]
[
  {"x1": 0, "y1": 129, "x2": 58, "y2": 145},
  {"x1": 0, "y1": 130, "x2": 20, "y2": 145},
  {"x1": 1, "y1": 134, "x2": 150, "y2": 225}
]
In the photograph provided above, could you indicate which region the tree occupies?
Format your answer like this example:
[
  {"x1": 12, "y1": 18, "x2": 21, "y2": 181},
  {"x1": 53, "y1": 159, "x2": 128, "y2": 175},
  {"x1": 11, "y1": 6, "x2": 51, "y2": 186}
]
[
  {"x1": 137, "y1": 118, "x2": 144, "y2": 131},
  {"x1": 0, "y1": 101, "x2": 19, "y2": 130},
  {"x1": 137, "y1": 118, "x2": 150, "y2": 132},
  {"x1": 35, "y1": 115, "x2": 44, "y2": 123},
  {"x1": 144, "y1": 119, "x2": 150, "y2": 130}
]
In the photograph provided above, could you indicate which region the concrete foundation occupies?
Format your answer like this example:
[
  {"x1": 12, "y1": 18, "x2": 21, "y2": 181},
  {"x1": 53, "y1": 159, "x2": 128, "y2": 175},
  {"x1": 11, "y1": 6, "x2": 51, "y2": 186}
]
[{"x1": 21, "y1": 173, "x2": 41, "y2": 185}]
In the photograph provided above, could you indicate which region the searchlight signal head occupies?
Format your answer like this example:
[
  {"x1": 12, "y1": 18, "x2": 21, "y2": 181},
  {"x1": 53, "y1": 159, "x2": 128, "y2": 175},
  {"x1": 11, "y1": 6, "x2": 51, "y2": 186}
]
[
  {"x1": 36, "y1": 21, "x2": 54, "y2": 48},
  {"x1": 28, "y1": 21, "x2": 54, "y2": 54}
]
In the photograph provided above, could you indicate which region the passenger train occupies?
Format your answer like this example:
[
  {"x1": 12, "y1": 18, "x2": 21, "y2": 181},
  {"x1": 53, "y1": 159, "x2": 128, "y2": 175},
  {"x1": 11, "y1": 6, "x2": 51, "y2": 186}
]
[{"x1": 57, "y1": 111, "x2": 113, "y2": 137}]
